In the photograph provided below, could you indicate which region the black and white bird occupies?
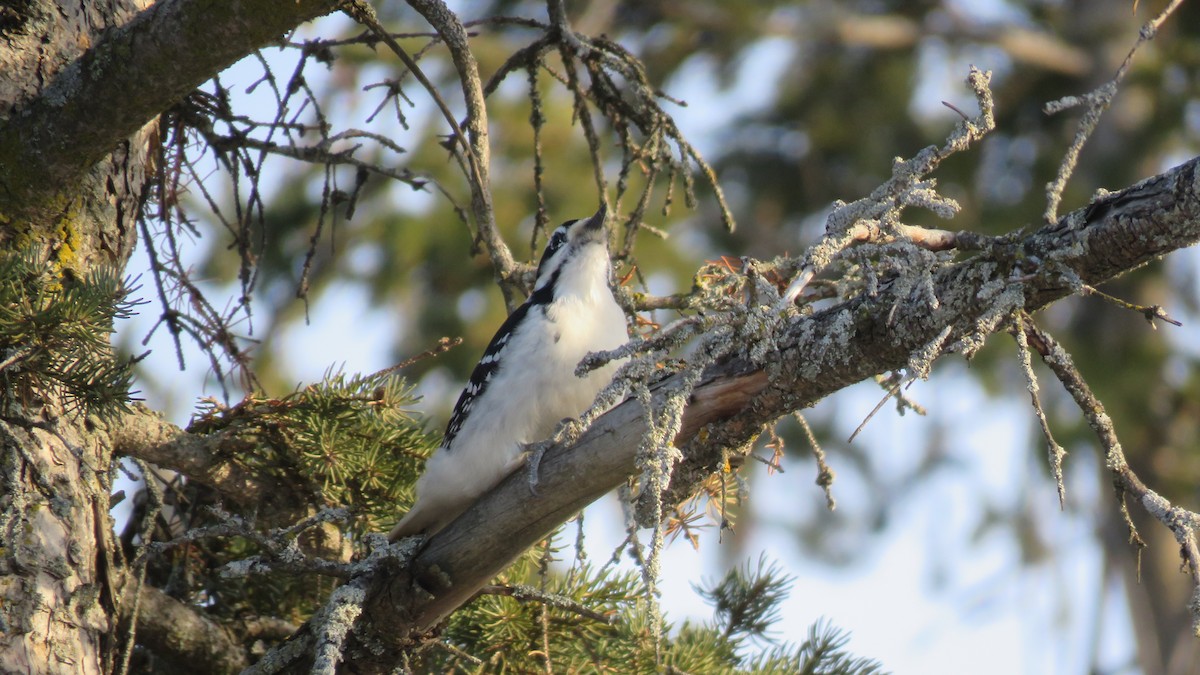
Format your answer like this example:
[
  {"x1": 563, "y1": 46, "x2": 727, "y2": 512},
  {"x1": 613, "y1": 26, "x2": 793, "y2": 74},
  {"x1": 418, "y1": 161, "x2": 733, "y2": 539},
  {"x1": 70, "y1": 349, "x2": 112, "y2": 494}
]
[{"x1": 390, "y1": 205, "x2": 628, "y2": 540}]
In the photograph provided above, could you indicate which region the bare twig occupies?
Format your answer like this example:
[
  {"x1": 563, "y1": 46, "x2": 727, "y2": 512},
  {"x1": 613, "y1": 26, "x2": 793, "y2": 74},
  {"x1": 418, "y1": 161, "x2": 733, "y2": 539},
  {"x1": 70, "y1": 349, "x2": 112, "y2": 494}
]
[
  {"x1": 1080, "y1": 284, "x2": 1183, "y2": 328},
  {"x1": 795, "y1": 413, "x2": 835, "y2": 511},
  {"x1": 370, "y1": 337, "x2": 463, "y2": 379},
  {"x1": 1024, "y1": 323, "x2": 1200, "y2": 636},
  {"x1": 1041, "y1": 0, "x2": 1188, "y2": 222},
  {"x1": 347, "y1": 0, "x2": 515, "y2": 303},
  {"x1": 1012, "y1": 313, "x2": 1067, "y2": 508},
  {"x1": 847, "y1": 378, "x2": 903, "y2": 445}
]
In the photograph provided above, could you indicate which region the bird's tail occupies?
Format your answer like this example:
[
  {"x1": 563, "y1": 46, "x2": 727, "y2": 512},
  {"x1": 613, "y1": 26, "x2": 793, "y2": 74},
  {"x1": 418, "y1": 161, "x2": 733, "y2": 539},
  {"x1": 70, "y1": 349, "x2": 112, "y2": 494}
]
[
  {"x1": 388, "y1": 505, "x2": 431, "y2": 541},
  {"x1": 389, "y1": 502, "x2": 459, "y2": 541}
]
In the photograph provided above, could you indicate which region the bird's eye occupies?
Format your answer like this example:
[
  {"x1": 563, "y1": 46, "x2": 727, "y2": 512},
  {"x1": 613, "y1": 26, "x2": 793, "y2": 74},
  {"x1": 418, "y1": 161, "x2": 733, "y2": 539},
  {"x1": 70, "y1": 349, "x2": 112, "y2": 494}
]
[{"x1": 534, "y1": 225, "x2": 571, "y2": 280}]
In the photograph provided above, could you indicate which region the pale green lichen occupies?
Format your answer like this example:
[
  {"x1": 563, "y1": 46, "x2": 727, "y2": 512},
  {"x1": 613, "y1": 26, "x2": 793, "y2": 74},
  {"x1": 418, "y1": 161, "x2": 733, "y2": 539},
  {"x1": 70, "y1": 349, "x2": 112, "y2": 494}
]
[
  {"x1": 906, "y1": 324, "x2": 952, "y2": 381},
  {"x1": 310, "y1": 578, "x2": 367, "y2": 675},
  {"x1": 1013, "y1": 314, "x2": 1067, "y2": 507}
]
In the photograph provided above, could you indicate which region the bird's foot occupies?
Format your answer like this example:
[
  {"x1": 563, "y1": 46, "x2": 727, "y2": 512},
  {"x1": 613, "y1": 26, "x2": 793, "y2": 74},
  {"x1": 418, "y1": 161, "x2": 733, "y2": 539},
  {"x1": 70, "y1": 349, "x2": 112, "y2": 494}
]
[{"x1": 524, "y1": 440, "x2": 552, "y2": 496}]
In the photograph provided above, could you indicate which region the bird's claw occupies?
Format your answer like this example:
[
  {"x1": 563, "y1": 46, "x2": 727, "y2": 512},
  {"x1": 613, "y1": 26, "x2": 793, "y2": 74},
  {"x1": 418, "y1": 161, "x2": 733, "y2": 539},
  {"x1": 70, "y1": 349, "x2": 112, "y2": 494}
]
[{"x1": 525, "y1": 441, "x2": 548, "y2": 496}]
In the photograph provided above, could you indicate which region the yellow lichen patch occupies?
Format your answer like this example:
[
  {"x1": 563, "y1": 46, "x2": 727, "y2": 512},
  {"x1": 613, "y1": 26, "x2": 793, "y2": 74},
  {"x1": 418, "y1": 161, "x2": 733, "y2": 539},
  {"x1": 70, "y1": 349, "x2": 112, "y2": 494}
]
[
  {"x1": 1, "y1": 191, "x2": 89, "y2": 282},
  {"x1": 47, "y1": 193, "x2": 87, "y2": 280},
  {"x1": 55, "y1": 216, "x2": 82, "y2": 272}
]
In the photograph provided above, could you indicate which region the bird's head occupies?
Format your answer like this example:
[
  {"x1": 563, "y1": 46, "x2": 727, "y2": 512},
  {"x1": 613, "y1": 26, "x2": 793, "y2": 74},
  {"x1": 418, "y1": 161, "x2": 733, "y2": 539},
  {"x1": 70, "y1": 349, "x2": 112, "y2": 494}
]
[{"x1": 531, "y1": 204, "x2": 611, "y2": 299}]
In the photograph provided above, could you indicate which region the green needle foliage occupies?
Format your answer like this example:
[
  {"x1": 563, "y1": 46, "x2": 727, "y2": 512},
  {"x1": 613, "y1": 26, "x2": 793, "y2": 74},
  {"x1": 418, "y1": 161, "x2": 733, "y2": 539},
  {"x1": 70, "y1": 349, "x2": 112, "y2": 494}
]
[
  {"x1": 189, "y1": 366, "x2": 438, "y2": 537},
  {"x1": 411, "y1": 540, "x2": 883, "y2": 674},
  {"x1": 747, "y1": 620, "x2": 885, "y2": 675},
  {"x1": 697, "y1": 554, "x2": 792, "y2": 643},
  {"x1": 0, "y1": 248, "x2": 137, "y2": 420}
]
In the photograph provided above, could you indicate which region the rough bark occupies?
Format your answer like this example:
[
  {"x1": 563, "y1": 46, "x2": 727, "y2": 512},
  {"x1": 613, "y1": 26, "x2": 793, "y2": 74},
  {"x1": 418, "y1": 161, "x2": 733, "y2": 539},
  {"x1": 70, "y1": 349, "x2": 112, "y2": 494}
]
[{"x1": 0, "y1": 415, "x2": 117, "y2": 675}]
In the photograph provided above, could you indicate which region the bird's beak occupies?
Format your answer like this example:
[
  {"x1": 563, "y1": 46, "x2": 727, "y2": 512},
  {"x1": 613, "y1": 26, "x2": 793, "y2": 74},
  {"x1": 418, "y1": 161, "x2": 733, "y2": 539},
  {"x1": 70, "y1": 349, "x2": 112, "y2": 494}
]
[{"x1": 584, "y1": 203, "x2": 608, "y2": 231}]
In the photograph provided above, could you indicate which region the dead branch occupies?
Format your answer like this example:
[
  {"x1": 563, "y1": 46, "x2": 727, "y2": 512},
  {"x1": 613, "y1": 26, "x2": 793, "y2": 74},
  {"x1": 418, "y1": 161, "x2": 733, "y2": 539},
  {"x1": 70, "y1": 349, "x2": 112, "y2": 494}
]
[
  {"x1": 1024, "y1": 322, "x2": 1200, "y2": 637},
  {"x1": 1041, "y1": 0, "x2": 1188, "y2": 223}
]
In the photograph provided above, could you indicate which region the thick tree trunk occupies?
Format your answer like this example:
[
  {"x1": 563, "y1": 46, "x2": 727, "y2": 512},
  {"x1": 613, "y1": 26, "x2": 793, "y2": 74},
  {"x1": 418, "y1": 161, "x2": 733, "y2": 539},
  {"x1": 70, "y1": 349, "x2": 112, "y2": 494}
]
[
  {"x1": 1, "y1": 0, "x2": 341, "y2": 670},
  {"x1": 2, "y1": 1, "x2": 152, "y2": 672},
  {"x1": 1, "y1": 417, "x2": 117, "y2": 674}
]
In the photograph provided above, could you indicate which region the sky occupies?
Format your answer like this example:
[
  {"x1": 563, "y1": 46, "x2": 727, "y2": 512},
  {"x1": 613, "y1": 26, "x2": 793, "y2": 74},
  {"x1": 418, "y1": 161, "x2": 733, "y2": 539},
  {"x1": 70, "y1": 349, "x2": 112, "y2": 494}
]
[{"x1": 105, "y1": 7, "x2": 1165, "y2": 673}]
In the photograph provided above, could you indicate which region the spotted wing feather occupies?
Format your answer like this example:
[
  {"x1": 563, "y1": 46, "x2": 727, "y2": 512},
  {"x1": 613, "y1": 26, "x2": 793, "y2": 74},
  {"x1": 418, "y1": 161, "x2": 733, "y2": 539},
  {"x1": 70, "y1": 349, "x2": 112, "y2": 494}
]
[
  {"x1": 443, "y1": 224, "x2": 574, "y2": 448},
  {"x1": 441, "y1": 301, "x2": 533, "y2": 448}
]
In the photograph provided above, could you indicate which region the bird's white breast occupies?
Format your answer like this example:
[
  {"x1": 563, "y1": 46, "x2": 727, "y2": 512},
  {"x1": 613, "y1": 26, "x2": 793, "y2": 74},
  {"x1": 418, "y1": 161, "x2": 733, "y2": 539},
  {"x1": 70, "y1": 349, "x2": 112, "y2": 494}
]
[{"x1": 413, "y1": 248, "x2": 626, "y2": 511}]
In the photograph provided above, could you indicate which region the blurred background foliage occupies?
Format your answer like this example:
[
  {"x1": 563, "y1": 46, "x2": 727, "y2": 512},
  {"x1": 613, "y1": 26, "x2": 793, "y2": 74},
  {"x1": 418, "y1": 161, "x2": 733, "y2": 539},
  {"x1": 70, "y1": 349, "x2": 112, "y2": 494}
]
[{"x1": 120, "y1": 0, "x2": 1200, "y2": 671}]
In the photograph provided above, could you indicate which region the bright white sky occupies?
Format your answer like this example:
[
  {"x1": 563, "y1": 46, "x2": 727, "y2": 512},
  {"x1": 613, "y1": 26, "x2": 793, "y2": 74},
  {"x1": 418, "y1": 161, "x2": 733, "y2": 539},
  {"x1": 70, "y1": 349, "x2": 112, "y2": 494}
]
[{"x1": 108, "y1": 7, "x2": 1175, "y2": 673}]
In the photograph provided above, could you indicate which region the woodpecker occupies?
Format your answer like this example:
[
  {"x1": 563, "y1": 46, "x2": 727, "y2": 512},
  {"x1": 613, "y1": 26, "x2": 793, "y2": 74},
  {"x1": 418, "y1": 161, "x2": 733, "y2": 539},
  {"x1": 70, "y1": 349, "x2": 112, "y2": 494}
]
[{"x1": 390, "y1": 205, "x2": 627, "y2": 540}]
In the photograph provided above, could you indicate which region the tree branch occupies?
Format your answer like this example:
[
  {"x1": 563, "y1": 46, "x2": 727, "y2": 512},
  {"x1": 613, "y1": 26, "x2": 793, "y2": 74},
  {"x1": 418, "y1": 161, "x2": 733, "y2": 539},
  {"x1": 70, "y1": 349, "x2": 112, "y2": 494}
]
[
  {"x1": 120, "y1": 580, "x2": 249, "y2": 675},
  {"x1": 311, "y1": 157, "x2": 1200, "y2": 670},
  {"x1": 403, "y1": 0, "x2": 516, "y2": 303},
  {"x1": 0, "y1": 0, "x2": 341, "y2": 218},
  {"x1": 109, "y1": 404, "x2": 275, "y2": 511},
  {"x1": 1024, "y1": 322, "x2": 1200, "y2": 636}
]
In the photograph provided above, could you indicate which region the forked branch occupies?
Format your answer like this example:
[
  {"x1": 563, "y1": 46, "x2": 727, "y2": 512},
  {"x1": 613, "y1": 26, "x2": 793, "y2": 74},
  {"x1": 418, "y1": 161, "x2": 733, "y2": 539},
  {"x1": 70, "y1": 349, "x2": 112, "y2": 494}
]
[{"x1": 1024, "y1": 323, "x2": 1200, "y2": 637}]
